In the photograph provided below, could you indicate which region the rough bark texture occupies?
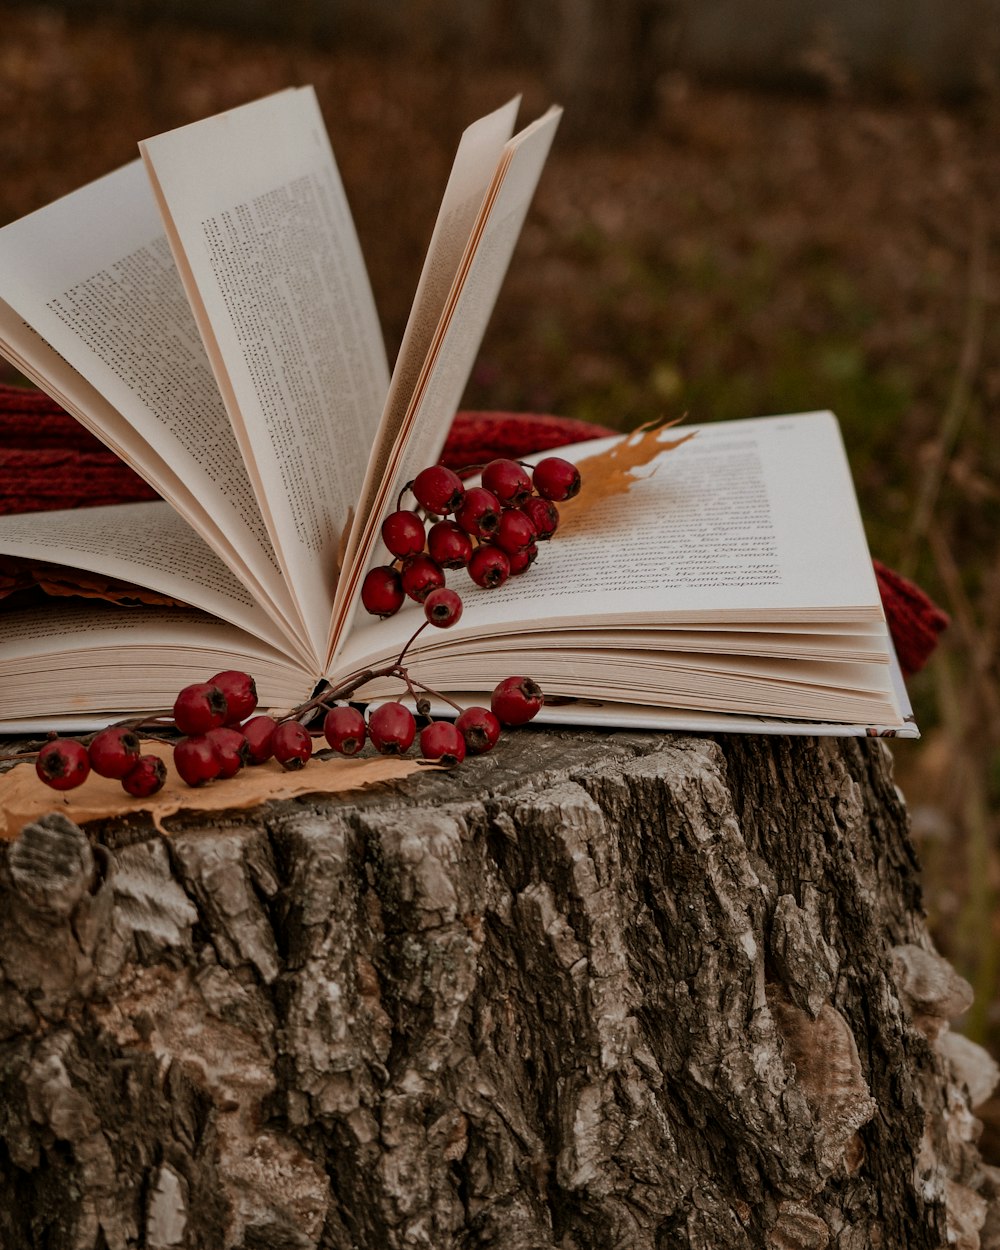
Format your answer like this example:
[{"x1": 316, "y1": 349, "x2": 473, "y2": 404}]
[{"x1": 1, "y1": 729, "x2": 998, "y2": 1249}]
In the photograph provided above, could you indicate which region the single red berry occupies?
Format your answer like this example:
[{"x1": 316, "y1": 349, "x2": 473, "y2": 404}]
[
  {"x1": 411, "y1": 465, "x2": 465, "y2": 515},
  {"x1": 482, "y1": 458, "x2": 532, "y2": 507},
  {"x1": 323, "y1": 705, "x2": 367, "y2": 756},
  {"x1": 520, "y1": 495, "x2": 559, "y2": 540},
  {"x1": 361, "y1": 565, "x2": 405, "y2": 618},
  {"x1": 491, "y1": 676, "x2": 544, "y2": 726},
  {"x1": 206, "y1": 726, "x2": 250, "y2": 778},
  {"x1": 88, "y1": 726, "x2": 141, "y2": 779},
  {"x1": 424, "y1": 586, "x2": 464, "y2": 629},
  {"x1": 174, "y1": 735, "x2": 222, "y2": 787},
  {"x1": 468, "y1": 544, "x2": 510, "y2": 589},
  {"x1": 381, "y1": 509, "x2": 426, "y2": 558},
  {"x1": 508, "y1": 542, "x2": 538, "y2": 575},
  {"x1": 121, "y1": 755, "x2": 167, "y2": 798},
  {"x1": 427, "y1": 520, "x2": 473, "y2": 569},
  {"x1": 242, "y1": 714, "x2": 277, "y2": 764},
  {"x1": 173, "y1": 682, "x2": 228, "y2": 735},
  {"x1": 455, "y1": 487, "x2": 502, "y2": 539},
  {"x1": 455, "y1": 706, "x2": 501, "y2": 755},
  {"x1": 209, "y1": 670, "x2": 258, "y2": 724},
  {"x1": 272, "y1": 721, "x2": 313, "y2": 770},
  {"x1": 495, "y1": 508, "x2": 536, "y2": 555},
  {"x1": 368, "y1": 702, "x2": 416, "y2": 755},
  {"x1": 419, "y1": 720, "x2": 466, "y2": 766},
  {"x1": 400, "y1": 554, "x2": 446, "y2": 602},
  {"x1": 35, "y1": 738, "x2": 90, "y2": 791},
  {"x1": 532, "y1": 456, "x2": 581, "y2": 502}
]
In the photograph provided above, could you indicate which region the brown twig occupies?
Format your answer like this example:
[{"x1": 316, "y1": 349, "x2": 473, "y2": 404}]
[{"x1": 900, "y1": 202, "x2": 988, "y2": 577}]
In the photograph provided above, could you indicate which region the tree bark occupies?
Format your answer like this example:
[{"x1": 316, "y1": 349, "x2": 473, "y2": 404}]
[{"x1": 1, "y1": 729, "x2": 997, "y2": 1249}]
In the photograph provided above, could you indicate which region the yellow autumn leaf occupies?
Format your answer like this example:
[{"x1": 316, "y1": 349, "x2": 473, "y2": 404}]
[{"x1": 558, "y1": 418, "x2": 695, "y2": 536}]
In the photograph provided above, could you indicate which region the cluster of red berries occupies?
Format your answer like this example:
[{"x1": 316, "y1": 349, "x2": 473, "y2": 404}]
[
  {"x1": 31, "y1": 670, "x2": 545, "y2": 794},
  {"x1": 361, "y1": 455, "x2": 581, "y2": 621},
  {"x1": 33, "y1": 669, "x2": 269, "y2": 795}
]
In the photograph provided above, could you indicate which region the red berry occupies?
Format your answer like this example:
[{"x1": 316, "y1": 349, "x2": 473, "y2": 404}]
[
  {"x1": 424, "y1": 586, "x2": 464, "y2": 629},
  {"x1": 491, "y1": 676, "x2": 544, "y2": 726},
  {"x1": 411, "y1": 465, "x2": 465, "y2": 515},
  {"x1": 173, "y1": 682, "x2": 228, "y2": 735},
  {"x1": 121, "y1": 755, "x2": 167, "y2": 798},
  {"x1": 206, "y1": 726, "x2": 250, "y2": 778},
  {"x1": 508, "y1": 543, "x2": 538, "y2": 575},
  {"x1": 419, "y1": 721, "x2": 466, "y2": 766},
  {"x1": 362, "y1": 565, "x2": 405, "y2": 618},
  {"x1": 495, "y1": 508, "x2": 536, "y2": 555},
  {"x1": 455, "y1": 487, "x2": 502, "y2": 538},
  {"x1": 427, "y1": 520, "x2": 473, "y2": 569},
  {"x1": 242, "y1": 714, "x2": 277, "y2": 764},
  {"x1": 468, "y1": 545, "x2": 510, "y2": 589},
  {"x1": 368, "y1": 702, "x2": 416, "y2": 755},
  {"x1": 35, "y1": 738, "x2": 90, "y2": 791},
  {"x1": 381, "y1": 510, "x2": 426, "y2": 558},
  {"x1": 532, "y1": 456, "x2": 581, "y2": 502},
  {"x1": 174, "y1": 735, "x2": 221, "y2": 787},
  {"x1": 520, "y1": 495, "x2": 559, "y2": 540},
  {"x1": 88, "y1": 726, "x2": 141, "y2": 779},
  {"x1": 455, "y1": 706, "x2": 501, "y2": 755},
  {"x1": 272, "y1": 721, "x2": 313, "y2": 770},
  {"x1": 482, "y1": 458, "x2": 532, "y2": 507},
  {"x1": 400, "y1": 554, "x2": 446, "y2": 602},
  {"x1": 323, "y1": 705, "x2": 367, "y2": 756},
  {"x1": 209, "y1": 670, "x2": 258, "y2": 724}
]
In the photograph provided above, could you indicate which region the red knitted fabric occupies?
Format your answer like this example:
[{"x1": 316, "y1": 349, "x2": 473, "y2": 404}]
[
  {"x1": 872, "y1": 559, "x2": 949, "y2": 679},
  {"x1": 0, "y1": 384, "x2": 947, "y2": 675}
]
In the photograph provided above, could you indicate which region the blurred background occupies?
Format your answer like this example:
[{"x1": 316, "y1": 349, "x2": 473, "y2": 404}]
[{"x1": 1, "y1": 0, "x2": 999, "y2": 1130}]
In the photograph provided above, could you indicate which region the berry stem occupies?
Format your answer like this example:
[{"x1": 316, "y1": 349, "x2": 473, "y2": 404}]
[
  {"x1": 396, "y1": 620, "x2": 429, "y2": 669},
  {"x1": 405, "y1": 674, "x2": 465, "y2": 715}
]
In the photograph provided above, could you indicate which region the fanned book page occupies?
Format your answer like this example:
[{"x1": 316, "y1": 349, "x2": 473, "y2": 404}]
[
  {"x1": 140, "y1": 88, "x2": 390, "y2": 662},
  {"x1": 0, "y1": 166, "x2": 301, "y2": 642}
]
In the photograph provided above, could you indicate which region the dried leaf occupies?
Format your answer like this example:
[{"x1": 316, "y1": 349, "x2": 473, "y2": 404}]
[
  {"x1": 558, "y1": 418, "x2": 695, "y2": 535},
  {"x1": 0, "y1": 739, "x2": 425, "y2": 840}
]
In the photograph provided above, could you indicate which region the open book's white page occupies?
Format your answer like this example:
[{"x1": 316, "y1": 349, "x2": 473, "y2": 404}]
[
  {"x1": 343, "y1": 96, "x2": 521, "y2": 579},
  {"x1": 371, "y1": 625, "x2": 889, "y2": 663},
  {"x1": 0, "y1": 601, "x2": 312, "y2": 723},
  {"x1": 335, "y1": 412, "x2": 902, "y2": 723},
  {"x1": 0, "y1": 501, "x2": 307, "y2": 661},
  {"x1": 0, "y1": 163, "x2": 300, "y2": 642},
  {"x1": 0, "y1": 299, "x2": 293, "y2": 623},
  {"x1": 141, "y1": 87, "x2": 390, "y2": 663},
  {"x1": 329, "y1": 106, "x2": 564, "y2": 663}
]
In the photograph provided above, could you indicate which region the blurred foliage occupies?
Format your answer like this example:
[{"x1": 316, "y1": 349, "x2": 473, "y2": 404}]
[{"x1": 2, "y1": 4, "x2": 1000, "y2": 1096}]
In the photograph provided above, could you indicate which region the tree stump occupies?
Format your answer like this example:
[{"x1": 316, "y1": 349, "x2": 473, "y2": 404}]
[{"x1": 1, "y1": 729, "x2": 998, "y2": 1249}]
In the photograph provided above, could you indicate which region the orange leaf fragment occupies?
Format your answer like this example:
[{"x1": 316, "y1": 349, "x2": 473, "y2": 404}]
[
  {"x1": 0, "y1": 738, "x2": 426, "y2": 840},
  {"x1": 557, "y1": 418, "x2": 695, "y2": 536}
]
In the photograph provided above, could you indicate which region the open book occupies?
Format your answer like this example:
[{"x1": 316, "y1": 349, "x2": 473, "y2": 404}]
[{"x1": 0, "y1": 89, "x2": 915, "y2": 738}]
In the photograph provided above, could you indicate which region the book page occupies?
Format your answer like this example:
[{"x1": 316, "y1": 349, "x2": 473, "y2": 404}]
[
  {"x1": 0, "y1": 163, "x2": 301, "y2": 642},
  {"x1": 0, "y1": 299, "x2": 295, "y2": 629},
  {"x1": 0, "y1": 501, "x2": 309, "y2": 662},
  {"x1": 333, "y1": 412, "x2": 901, "y2": 723},
  {"x1": 329, "y1": 106, "x2": 563, "y2": 664},
  {"x1": 140, "y1": 87, "x2": 390, "y2": 664},
  {"x1": 0, "y1": 600, "x2": 311, "y2": 726},
  {"x1": 342, "y1": 97, "x2": 521, "y2": 578}
]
